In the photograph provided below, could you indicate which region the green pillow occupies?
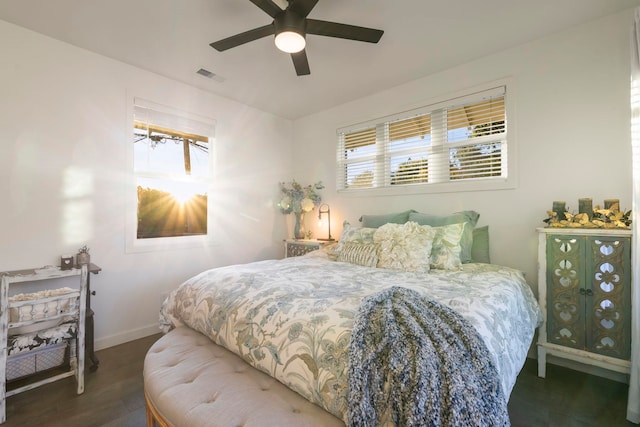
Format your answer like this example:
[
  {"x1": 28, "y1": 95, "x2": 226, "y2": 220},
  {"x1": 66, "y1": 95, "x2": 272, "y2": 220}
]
[
  {"x1": 471, "y1": 226, "x2": 490, "y2": 263},
  {"x1": 408, "y1": 211, "x2": 480, "y2": 263},
  {"x1": 359, "y1": 210, "x2": 416, "y2": 228}
]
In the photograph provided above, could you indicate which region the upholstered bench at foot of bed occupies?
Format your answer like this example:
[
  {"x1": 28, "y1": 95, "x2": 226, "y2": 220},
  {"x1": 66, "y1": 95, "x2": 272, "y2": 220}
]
[{"x1": 143, "y1": 327, "x2": 345, "y2": 427}]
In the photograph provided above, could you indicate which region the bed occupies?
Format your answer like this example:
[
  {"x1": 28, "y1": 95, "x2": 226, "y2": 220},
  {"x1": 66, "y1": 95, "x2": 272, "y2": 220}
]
[{"x1": 147, "y1": 214, "x2": 542, "y2": 426}]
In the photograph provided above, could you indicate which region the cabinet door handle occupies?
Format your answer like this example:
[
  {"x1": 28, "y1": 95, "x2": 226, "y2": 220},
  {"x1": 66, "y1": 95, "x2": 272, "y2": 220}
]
[
  {"x1": 579, "y1": 288, "x2": 585, "y2": 295},
  {"x1": 585, "y1": 289, "x2": 593, "y2": 296}
]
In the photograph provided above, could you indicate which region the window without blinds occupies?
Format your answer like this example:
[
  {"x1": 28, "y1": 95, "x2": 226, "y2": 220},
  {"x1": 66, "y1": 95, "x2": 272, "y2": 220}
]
[
  {"x1": 337, "y1": 85, "x2": 508, "y2": 192},
  {"x1": 133, "y1": 100, "x2": 214, "y2": 240}
]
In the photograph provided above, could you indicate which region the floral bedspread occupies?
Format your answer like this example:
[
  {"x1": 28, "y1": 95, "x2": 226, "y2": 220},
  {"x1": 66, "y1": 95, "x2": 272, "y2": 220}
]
[{"x1": 160, "y1": 251, "x2": 542, "y2": 424}]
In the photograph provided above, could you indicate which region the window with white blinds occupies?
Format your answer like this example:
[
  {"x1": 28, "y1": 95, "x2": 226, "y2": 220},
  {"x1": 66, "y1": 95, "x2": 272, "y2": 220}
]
[{"x1": 337, "y1": 85, "x2": 510, "y2": 193}]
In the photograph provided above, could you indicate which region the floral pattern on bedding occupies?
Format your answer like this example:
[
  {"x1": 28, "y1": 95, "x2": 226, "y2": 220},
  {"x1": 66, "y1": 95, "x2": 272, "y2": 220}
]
[{"x1": 160, "y1": 252, "x2": 542, "y2": 423}]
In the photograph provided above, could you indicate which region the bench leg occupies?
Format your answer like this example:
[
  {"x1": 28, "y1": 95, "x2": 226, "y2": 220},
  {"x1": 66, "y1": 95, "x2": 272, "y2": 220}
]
[
  {"x1": 145, "y1": 391, "x2": 170, "y2": 427},
  {"x1": 146, "y1": 405, "x2": 154, "y2": 427}
]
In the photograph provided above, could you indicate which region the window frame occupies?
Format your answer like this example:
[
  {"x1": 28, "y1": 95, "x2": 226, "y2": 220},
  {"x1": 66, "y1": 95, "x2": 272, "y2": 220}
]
[
  {"x1": 336, "y1": 80, "x2": 516, "y2": 196},
  {"x1": 125, "y1": 97, "x2": 217, "y2": 253}
]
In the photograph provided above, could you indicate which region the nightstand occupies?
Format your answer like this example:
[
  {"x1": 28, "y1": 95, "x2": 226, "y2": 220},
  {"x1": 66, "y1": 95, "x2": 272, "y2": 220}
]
[
  {"x1": 536, "y1": 227, "x2": 631, "y2": 378},
  {"x1": 284, "y1": 239, "x2": 331, "y2": 258}
]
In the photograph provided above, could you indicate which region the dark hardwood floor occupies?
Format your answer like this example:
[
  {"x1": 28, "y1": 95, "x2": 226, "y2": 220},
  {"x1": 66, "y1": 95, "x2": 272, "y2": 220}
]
[
  {"x1": 509, "y1": 359, "x2": 633, "y2": 427},
  {"x1": 2, "y1": 334, "x2": 634, "y2": 426},
  {"x1": 3, "y1": 334, "x2": 161, "y2": 427}
]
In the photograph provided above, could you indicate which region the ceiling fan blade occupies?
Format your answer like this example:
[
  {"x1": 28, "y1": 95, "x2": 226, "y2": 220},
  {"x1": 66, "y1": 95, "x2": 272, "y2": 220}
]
[
  {"x1": 288, "y1": 0, "x2": 319, "y2": 18},
  {"x1": 210, "y1": 24, "x2": 274, "y2": 51},
  {"x1": 250, "y1": 0, "x2": 283, "y2": 18},
  {"x1": 291, "y1": 50, "x2": 310, "y2": 76},
  {"x1": 306, "y1": 19, "x2": 383, "y2": 43}
]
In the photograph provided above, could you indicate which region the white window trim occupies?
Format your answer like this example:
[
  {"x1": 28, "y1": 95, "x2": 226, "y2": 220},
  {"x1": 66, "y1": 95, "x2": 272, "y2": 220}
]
[
  {"x1": 125, "y1": 96, "x2": 218, "y2": 254},
  {"x1": 336, "y1": 79, "x2": 517, "y2": 196}
]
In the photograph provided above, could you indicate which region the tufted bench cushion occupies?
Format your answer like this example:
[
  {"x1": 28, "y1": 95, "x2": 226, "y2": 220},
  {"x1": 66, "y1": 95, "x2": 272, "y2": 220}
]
[{"x1": 143, "y1": 327, "x2": 345, "y2": 427}]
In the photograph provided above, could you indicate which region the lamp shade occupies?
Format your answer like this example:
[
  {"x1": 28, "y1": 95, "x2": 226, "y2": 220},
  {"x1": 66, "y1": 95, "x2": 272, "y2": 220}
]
[{"x1": 275, "y1": 31, "x2": 305, "y2": 53}]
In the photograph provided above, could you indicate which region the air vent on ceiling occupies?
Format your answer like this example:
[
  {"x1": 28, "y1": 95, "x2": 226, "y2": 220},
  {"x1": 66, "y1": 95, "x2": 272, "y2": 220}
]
[{"x1": 196, "y1": 68, "x2": 225, "y2": 82}]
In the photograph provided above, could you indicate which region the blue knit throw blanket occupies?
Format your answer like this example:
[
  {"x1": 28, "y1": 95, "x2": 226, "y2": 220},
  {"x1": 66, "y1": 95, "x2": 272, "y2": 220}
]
[{"x1": 348, "y1": 286, "x2": 510, "y2": 427}]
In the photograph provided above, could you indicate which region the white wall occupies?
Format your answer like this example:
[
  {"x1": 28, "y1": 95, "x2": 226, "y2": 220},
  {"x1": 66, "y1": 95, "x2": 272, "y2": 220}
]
[
  {"x1": 0, "y1": 20, "x2": 293, "y2": 349},
  {"x1": 293, "y1": 9, "x2": 634, "y2": 291}
]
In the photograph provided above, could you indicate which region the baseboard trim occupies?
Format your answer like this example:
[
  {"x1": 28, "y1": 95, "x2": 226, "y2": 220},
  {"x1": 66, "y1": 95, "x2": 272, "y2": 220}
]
[
  {"x1": 542, "y1": 354, "x2": 630, "y2": 384},
  {"x1": 95, "y1": 324, "x2": 160, "y2": 351}
]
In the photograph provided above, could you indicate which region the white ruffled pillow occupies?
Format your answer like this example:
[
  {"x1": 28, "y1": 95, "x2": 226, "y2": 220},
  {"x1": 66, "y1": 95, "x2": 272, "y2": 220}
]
[
  {"x1": 373, "y1": 222, "x2": 436, "y2": 272},
  {"x1": 430, "y1": 222, "x2": 466, "y2": 270}
]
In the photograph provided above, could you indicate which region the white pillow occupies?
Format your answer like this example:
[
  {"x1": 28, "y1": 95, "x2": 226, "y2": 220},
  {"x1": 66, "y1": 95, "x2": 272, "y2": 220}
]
[{"x1": 373, "y1": 222, "x2": 436, "y2": 273}]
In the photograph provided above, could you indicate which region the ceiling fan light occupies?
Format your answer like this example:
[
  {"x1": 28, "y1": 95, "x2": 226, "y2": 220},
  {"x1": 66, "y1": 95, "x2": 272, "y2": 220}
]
[{"x1": 275, "y1": 31, "x2": 305, "y2": 53}]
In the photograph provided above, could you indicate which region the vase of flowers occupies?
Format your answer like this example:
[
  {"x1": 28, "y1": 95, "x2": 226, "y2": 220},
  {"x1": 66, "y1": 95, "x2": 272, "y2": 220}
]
[{"x1": 277, "y1": 180, "x2": 323, "y2": 239}]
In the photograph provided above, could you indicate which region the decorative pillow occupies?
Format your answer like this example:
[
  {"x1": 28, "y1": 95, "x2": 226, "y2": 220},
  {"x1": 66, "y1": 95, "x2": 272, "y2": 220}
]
[
  {"x1": 471, "y1": 225, "x2": 490, "y2": 263},
  {"x1": 408, "y1": 211, "x2": 480, "y2": 263},
  {"x1": 321, "y1": 242, "x2": 340, "y2": 261},
  {"x1": 430, "y1": 223, "x2": 466, "y2": 270},
  {"x1": 373, "y1": 222, "x2": 436, "y2": 273},
  {"x1": 335, "y1": 221, "x2": 377, "y2": 255},
  {"x1": 359, "y1": 210, "x2": 416, "y2": 228},
  {"x1": 337, "y1": 242, "x2": 379, "y2": 268}
]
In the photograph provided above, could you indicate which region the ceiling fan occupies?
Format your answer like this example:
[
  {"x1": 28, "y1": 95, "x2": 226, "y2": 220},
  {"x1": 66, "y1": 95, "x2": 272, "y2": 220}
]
[{"x1": 210, "y1": 0, "x2": 384, "y2": 76}]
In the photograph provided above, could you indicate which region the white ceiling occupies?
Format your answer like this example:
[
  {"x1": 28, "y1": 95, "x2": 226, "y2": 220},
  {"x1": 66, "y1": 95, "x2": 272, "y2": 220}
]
[{"x1": 1, "y1": 0, "x2": 638, "y2": 120}]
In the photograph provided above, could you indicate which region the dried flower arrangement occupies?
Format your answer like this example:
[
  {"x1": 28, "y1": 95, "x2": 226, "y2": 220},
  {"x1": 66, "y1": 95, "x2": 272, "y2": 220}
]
[{"x1": 544, "y1": 202, "x2": 632, "y2": 229}]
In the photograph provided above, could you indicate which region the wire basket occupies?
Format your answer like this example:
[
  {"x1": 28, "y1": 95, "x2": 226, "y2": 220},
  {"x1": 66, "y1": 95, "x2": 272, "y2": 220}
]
[{"x1": 6, "y1": 342, "x2": 68, "y2": 381}]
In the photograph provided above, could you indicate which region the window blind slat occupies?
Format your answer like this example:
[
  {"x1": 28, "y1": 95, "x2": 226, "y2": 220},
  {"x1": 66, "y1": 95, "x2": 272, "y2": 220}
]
[
  {"x1": 449, "y1": 142, "x2": 502, "y2": 180},
  {"x1": 346, "y1": 163, "x2": 375, "y2": 188},
  {"x1": 343, "y1": 127, "x2": 376, "y2": 150},
  {"x1": 448, "y1": 97, "x2": 505, "y2": 130},
  {"x1": 389, "y1": 114, "x2": 431, "y2": 141}
]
